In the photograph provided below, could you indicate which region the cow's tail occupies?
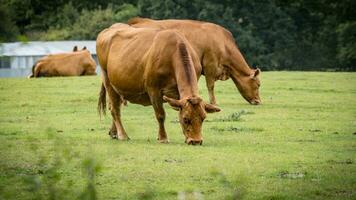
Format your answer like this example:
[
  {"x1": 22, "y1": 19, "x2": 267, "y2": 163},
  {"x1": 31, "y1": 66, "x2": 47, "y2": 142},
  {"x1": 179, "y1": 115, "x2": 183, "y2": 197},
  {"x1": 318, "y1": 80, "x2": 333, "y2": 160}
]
[
  {"x1": 98, "y1": 83, "x2": 107, "y2": 117},
  {"x1": 28, "y1": 62, "x2": 37, "y2": 78}
]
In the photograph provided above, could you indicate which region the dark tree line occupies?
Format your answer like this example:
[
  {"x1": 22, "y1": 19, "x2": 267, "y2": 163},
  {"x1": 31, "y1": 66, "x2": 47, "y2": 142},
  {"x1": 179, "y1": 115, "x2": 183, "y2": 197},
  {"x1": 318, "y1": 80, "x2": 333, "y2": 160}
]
[{"x1": 1, "y1": 0, "x2": 355, "y2": 71}]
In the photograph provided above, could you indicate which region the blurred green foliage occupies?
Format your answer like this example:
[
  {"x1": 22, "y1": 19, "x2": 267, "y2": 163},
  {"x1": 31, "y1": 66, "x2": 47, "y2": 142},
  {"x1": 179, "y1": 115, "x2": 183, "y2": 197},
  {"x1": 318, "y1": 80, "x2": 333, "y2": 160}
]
[{"x1": 0, "y1": 0, "x2": 355, "y2": 70}]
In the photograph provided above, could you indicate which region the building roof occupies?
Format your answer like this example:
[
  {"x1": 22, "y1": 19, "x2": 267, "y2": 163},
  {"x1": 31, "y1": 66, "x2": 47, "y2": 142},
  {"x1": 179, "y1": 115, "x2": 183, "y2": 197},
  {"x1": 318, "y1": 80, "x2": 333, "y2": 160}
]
[{"x1": 0, "y1": 41, "x2": 96, "y2": 56}]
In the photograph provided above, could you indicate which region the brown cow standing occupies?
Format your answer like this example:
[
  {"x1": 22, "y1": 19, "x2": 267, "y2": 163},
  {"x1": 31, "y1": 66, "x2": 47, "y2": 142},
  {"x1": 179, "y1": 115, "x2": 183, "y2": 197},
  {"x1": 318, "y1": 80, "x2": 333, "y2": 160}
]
[
  {"x1": 128, "y1": 17, "x2": 261, "y2": 105},
  {"x1": 96, "y1": 23, "x2": 220, "y2": 145},
  {"x1": 28, "y1": 46, "x2": 97, "y2": 78}
]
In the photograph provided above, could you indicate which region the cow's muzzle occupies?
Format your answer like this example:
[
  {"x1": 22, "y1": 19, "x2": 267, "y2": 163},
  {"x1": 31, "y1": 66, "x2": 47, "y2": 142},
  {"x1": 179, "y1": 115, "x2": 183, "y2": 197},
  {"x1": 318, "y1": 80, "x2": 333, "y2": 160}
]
[
  {"x1": 250, "y1": 99, "x2": 261, "y2": 105},
  {"x1": 186, "y1": 138, "x2": 203, "y2": 145}
]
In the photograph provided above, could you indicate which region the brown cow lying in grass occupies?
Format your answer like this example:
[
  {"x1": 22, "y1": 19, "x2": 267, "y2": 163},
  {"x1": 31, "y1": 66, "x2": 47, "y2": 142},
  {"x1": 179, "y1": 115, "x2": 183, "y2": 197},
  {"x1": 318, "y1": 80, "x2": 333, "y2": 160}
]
[
  {"x1": 97, "y1": 23, "x2": 220, "y2": 145},
  {"x1": 128, "y1": 17, "x2": 261, "y2": 105},
  {"x1": 28, "y1": 46, "x2": 97, "y2": 78}
]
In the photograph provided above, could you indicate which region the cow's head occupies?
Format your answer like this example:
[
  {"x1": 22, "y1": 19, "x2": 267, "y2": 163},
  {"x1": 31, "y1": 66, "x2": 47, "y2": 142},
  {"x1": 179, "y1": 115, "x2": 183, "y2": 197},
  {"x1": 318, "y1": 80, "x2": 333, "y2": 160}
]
[
  {"x1": 163, "y1": 95, "x2": 220, "y2": 145},
  {"x1": 235, "y1": 68, "x2": 261, "y2": 105}
]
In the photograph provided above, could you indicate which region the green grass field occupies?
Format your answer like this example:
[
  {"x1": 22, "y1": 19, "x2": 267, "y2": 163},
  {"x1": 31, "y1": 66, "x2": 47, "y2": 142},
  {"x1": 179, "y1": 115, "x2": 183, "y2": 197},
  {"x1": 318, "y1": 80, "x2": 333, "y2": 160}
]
[{"x1": 0, "y1": 72, "x2": 355, "y2": 200}]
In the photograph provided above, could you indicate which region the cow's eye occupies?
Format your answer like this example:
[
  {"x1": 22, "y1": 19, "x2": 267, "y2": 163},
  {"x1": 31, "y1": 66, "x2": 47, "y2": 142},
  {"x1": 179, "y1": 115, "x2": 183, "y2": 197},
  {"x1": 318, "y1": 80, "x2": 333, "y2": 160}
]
[{"x1": 183, "y1": 117, "x2": 191, "y2": 124}]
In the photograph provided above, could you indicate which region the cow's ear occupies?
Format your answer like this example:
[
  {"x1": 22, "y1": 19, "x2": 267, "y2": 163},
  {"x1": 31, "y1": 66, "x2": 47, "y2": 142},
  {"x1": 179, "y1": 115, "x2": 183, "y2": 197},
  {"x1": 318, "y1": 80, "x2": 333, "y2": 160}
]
[
  {"x1": 82, "y1": 46, "x2": 87, "y2": 50},
  {"x1": 163, "y1": 95, "x2": 181, "y2": 110},
  {"x1": 73, "y1": 46, "x2": 78, "y2": 52},
  {"x1": 254, "y1": 68, "x2": 260, "y2": 78},
  {"x1": 204, "y1": 103, "x2": 221, "y2": 113}
]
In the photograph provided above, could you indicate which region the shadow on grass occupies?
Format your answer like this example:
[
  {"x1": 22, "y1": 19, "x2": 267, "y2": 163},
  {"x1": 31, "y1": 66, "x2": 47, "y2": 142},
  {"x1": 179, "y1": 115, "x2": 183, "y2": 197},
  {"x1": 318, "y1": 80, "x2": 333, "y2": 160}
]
[
  {"x1": 210, "y1": 126, "x2": 264, "y2": 133},
  {"x1": 170, "y1": 110, "x2": 255, "y2": 124},
  {"x1": 206, "y1": 110, "x2": 254, "y2": 122}
]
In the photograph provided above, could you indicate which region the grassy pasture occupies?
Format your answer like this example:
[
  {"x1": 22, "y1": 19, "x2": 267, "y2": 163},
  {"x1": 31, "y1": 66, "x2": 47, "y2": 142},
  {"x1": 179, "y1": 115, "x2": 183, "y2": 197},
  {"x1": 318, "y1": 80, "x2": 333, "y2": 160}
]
[{"x1": 0, "y1": 72, "x2": 355, "y2": 200}]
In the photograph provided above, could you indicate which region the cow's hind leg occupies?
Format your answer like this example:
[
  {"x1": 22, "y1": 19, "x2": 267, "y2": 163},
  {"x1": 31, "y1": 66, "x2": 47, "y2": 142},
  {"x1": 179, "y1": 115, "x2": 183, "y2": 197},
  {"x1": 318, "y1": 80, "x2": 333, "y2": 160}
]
[
  {"x1": 108, "y1": 121, "x2": 117, "y2": 138},
  {"x1": 108, "y1": 95, "x2": 127, "y2": 138},
  {"x1": 108, "y1": 89, "x2": 130, "y2": 140},
  {"x1": 102, "y1": 73, "x2": 129, "y2": 140},
  {"x1": 83, "y1": 67, "x2": 97, "y2": 76},
  {"x1": 33, "y1": 64, "x2": 43, "y2": 77}
]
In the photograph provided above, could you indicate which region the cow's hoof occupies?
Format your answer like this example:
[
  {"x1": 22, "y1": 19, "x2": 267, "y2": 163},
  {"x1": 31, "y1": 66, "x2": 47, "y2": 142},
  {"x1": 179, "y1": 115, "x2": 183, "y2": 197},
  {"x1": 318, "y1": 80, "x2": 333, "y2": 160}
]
[
  {"x1": 118, "y1": 136, "x2": 130, "y2": 141},
  {"x1": 109, "y1": 129, "x2": 118, "y2": 139},
  {"x1": 110, "y1": 134, "x2": 118, "y2": 139},
  {"x1": 157, "y1": 138, "x2": 169, "y2": 144}
]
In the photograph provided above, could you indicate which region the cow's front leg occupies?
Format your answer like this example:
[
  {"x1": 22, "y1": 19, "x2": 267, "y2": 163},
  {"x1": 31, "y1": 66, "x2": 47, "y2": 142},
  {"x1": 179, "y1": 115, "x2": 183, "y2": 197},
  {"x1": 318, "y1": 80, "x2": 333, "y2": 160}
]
[
  {"x1": 150, "y1": 94, "x2": 169, "y2": 143},
  {"x1": 206, "y1": 77, "x2": 217, "y2": 105},
  {"x1": 156, "y1": 109, "x2": 168, "y2": 143}
]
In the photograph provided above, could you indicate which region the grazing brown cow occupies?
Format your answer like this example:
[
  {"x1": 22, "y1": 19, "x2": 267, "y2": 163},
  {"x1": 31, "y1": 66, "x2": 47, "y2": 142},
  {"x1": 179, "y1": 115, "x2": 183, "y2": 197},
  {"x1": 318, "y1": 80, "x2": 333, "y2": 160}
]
[
  {"x1": 97, "y1": 23, "x2": 220, "y2": 145},
  {"x1": 28, "y1": 46, "x2": 97, "y2": 78},
  {"x1": 128, "y1": 17, "x2": 261, "y2": 105}
]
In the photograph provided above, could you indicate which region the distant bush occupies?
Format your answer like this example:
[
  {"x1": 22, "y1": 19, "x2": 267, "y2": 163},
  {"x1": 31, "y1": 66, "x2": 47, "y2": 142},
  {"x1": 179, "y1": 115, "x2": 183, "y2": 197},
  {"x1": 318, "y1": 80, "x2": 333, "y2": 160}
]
[
  {"x1": 336, "y1": 22, "x2": 356, "y2": 71},
  {"x1": 0, "y1": 0, "x2": 18, "y2": 42},
  {"x1": 2, "y1": 0, "x2": 355, "y2": 70}
]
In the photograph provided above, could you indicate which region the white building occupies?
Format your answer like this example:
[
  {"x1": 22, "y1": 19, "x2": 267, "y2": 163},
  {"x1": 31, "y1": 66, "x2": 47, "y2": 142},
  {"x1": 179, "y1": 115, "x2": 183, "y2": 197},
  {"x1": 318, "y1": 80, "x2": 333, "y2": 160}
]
[{"x1": 0, "y1": 41, "x2": 98, "y2": 77}]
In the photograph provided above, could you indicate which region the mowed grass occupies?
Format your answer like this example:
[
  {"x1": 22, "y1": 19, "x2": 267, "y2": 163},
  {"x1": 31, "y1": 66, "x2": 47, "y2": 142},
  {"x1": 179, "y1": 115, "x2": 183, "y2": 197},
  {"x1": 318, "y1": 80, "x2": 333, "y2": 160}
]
[{"x1": 0, "y1": 72, "x2": 355, "y2": 200}]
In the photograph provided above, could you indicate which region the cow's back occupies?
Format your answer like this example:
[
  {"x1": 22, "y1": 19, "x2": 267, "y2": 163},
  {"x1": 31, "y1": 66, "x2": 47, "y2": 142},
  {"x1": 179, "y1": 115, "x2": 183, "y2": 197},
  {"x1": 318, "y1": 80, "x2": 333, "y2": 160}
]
[
  {"x1": 96, "y1": 23, "x2": 160, "y2": 95},
  {"x1": 96, "y1": 23, "x2": 201, "y2": 104},
  {"x1": 96, "y1": 24, "x2": 129, "y2": 71},
  {"x1": 128, "y1": 17, "x2": 261, "y2": 105},
  {"x1": 36, "y1": 51, "x2": 95, "y2": 76},
  {"x1": 128, "y1": 17, "x2": 235, "y2": 59}
]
